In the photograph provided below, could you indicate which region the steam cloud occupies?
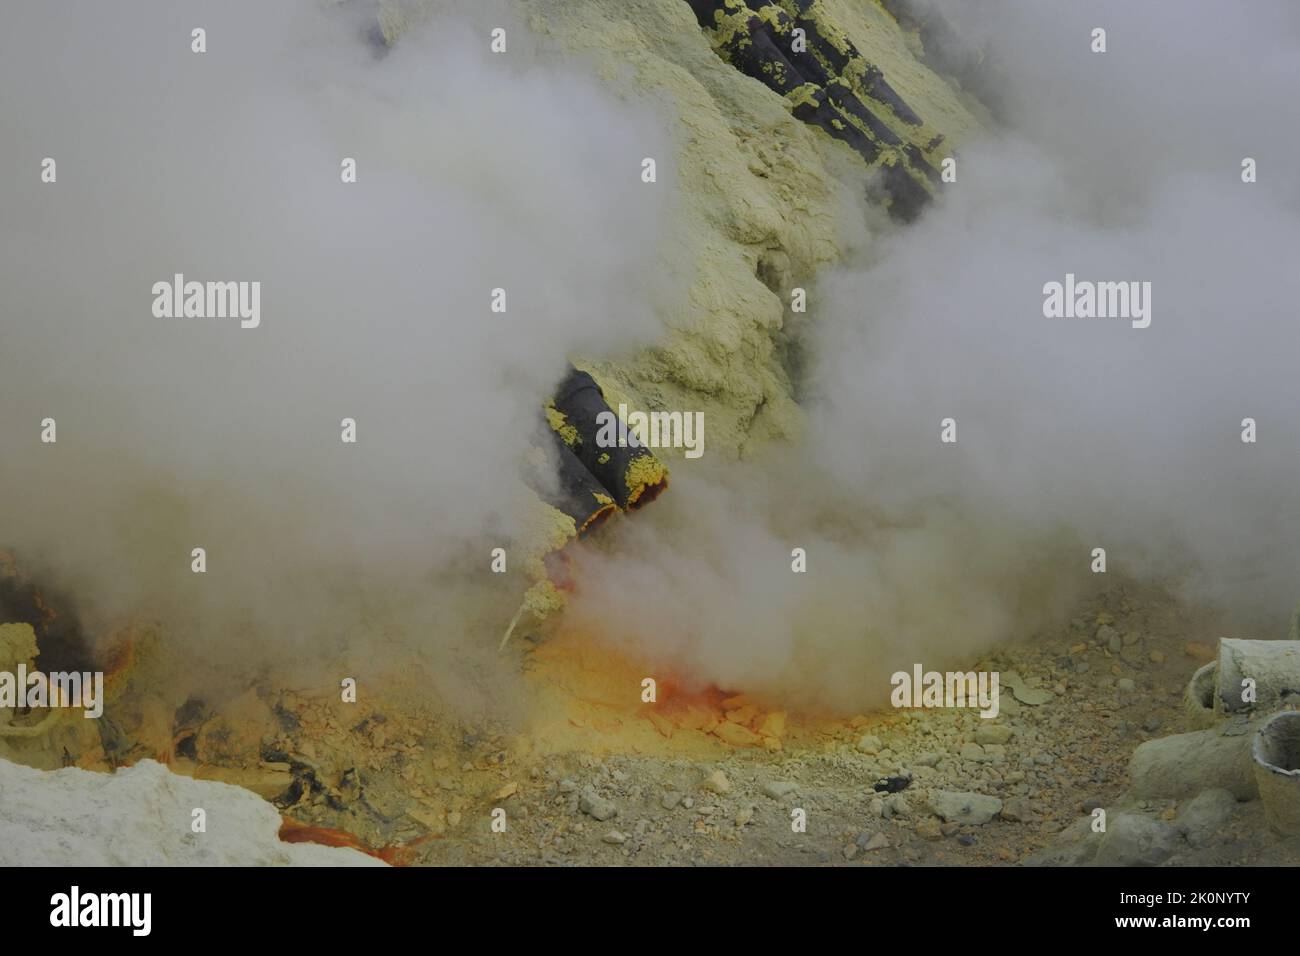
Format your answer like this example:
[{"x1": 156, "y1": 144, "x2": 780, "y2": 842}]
[
  {"x1": 2, "y1": 0, "x2": 1298, "y2": 717},
  {"x1": 0, "y1": 0, "x2": 672, "y2": 706},
  {"x1": 565, "y1": 0, "x2": 1300, "y2": 711}
]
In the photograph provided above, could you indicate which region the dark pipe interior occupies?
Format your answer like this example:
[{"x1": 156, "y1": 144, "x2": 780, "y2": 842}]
[{"x1": 0, "y1": 557, "x2": 100, "y2": 672}]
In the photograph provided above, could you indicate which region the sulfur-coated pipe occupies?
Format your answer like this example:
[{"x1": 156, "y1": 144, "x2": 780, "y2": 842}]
[{"x1": 548, "y1": 367, "x2": 668, "y2": 511}]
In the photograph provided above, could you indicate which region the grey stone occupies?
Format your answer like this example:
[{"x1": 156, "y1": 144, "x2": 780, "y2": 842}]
[
  {"x1": 960, "y1": 742, "x2": 987, "y2": 761},
  {"x1": 1013, "y1": 685, "x2": 1053, "y2": 706},
  {"x1": 579, "y1": 788, "x2": 618, "y2": 821},
  {"x1": 1000, "y1": 797, "x2": 1033, "y2": 822},
  {"x1": 928, "y1": 790, "x2": 1003, "y2": 825},
  {"x1": 762, "y1": 780, "x2": 798, "y2": 799},
  {"x1": 856, "y1": 735, "x2": 883, "y2": 755},
  {"x1": 863, "y1": 831, "x2": 889, "y2": 851},
  {"x1": 1129, "y1": 727, "x2": 1257, "y2": 801},
  {"x1": 1093, "y1": 813, "x2": 1182, "y2": 867},
  {"x1": 1023, "y1": 817, "x2": 1100, "y2": 866},
  {"x1": 703, "y1": 769, "x2": 731, "y2": 794},
  {"x1": 1120, "y1": 647, "x2": 1145, "y2": 667},
  {"x1": 1098, "y1": 625, "x2": 1122, "y2": 654},
  {"x1": 975, "y1": 724, "x2": 1013, "y2": 746},
  {"x1": 1176, "y1": 788, "x2": 1238, "y2": 847}
]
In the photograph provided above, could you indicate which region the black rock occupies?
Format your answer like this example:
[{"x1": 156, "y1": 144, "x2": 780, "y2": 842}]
[{"x1": 873, "y1": 775, "x2": 913, "y2": 793}]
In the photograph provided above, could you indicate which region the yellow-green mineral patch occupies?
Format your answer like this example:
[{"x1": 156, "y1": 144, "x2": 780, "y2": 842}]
[
  {"x1": 624, "y1": 453, "x2": 669, "y2": 508},
  {"x1": 544, "y1": 403, "x2": 580, "y2": 448}
]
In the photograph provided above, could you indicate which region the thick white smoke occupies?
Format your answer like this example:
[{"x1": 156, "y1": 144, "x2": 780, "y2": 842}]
[
  {"x1": 0, "y1": 0, "x2": 674, "y2": 704},
  {"x1": 2, "y1": 0, "x2": 1297, "y2": 718},
  {"x1": 565, "y1": 0, "x2": 1300, "y2": 711}
]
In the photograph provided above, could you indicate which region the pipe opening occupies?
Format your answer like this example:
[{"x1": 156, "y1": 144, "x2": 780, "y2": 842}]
[
  {"x1": 1188, "y1": 661, "x2": 1217, "y2": 712},
  {"x1": 1254, "y1": 712, "x2": 1300, "y2": 776}
]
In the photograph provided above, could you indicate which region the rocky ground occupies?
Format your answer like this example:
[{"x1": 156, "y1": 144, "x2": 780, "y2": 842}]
[
  {"x1": 398, "y1": 580, "x2": 1299, "y2": 867},
  {"x1": 5, "y1": 576, "x2": 1297, "y2": 867}
]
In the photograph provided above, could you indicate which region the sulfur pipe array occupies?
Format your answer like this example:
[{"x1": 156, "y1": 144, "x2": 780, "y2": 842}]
[{"x1": 547, "y1": 367, "x2": 669, "y2": 513}]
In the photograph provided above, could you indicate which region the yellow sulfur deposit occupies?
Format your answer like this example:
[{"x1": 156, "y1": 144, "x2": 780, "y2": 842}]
[
  {"x1": 496, "y1": 494, "x2": 579, "y2": 648},
  {"x1": 623, "y1": 453, "x2": 669, "y2": 508},
  {"x1": 520, "y1": 578, "x2": 567, "y2": 617},
  {"x1": 0, "y1": 622, "x2": 38, "y2": 668},
  {"x1": 544, "y1": 403, "x2": 580, "y2": 447},
  {"x1": 0, "y1": 623, "x2": 62, "y2": 740},
  {"x1": 525, "y1": 0, "x2": 979, "y2": 459},
  {"x1": 378, "y1": 0, "x2": 980, "y2": 460},
  {"x1": 513, "y1": 494, "x2": 578, "y2": 585},
  {"x1": 373, "y1": 0, "x2": 983, "y2": 637}
]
